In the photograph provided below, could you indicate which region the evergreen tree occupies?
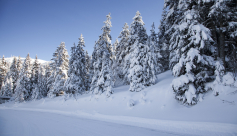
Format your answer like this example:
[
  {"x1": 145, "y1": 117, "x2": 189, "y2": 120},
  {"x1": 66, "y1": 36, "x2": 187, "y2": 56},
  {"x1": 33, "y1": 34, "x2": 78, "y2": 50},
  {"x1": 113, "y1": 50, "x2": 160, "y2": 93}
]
[
  {"x1": 111, "y1": 39, "x2": 118, "y2": 86},
  {"x1": 88, "y1": 44, "x2": 96, "y2": 89},
  {"x1": 1, "y1": 69, "x2": 12, "y2": 97},
  {"x1": 47, "y1": 42, "x2": 69, "y2": 98},
  {"x1": 149, "y1": 22, "x2": 161, "y2": 74},
  {"x1": 116, "y1": 23, "x2": 131, "y2": 84},
  {"x1": 85, "y1": 51, "x2": 90, "y2": 75},
  {"x1": 0, "y1": 56, "x2": 7, "y2": 92},
  {"x1": 128, "y1": 11, "x2": 156, "y2": 92},
  {"x1": 65, "y1": 34, "x2": 87, "y2": 96},
  {"x1": 30, "y1": 55, "x2": 40, "y2": 100},
  {"x1": 170, "y1": 1, "x2": 215, "y2": 105},
  {"x1": 90, "y1": 13, "x2": 113, "y2": 97},
  {"x1": 31, "y1": 65, "x2": 46, "y2": 100},
  {"x1": 10, "y1": 57, "x2": 18, "y2": 93},
  {"x1": 30, "y1": 55, "x2": 40, "y2": 98},
  {"x1": 17, "y1": 56, "x2": 22, "y2": 76},
  {"x1": 2, "y1": 76, "x2": 13, "y2": 97},
  {"x1": 45, "y1": 64, "x2": 54, "y2": 95},
  {"x1": 85, "y1": 50, "x2": 91, "y2": 92},
  {"x1": 208, "y1": 0, "x2": 237, "y2": 70},
  {"x1": 15, "y1": 54, "x2": 32, "y2": 102},
  {"x1": 164, "y1": 0, "x2": 183, "y2": 70},
  {"x1": 158, "y1": 6, "x2": 170, "y2": 71}
]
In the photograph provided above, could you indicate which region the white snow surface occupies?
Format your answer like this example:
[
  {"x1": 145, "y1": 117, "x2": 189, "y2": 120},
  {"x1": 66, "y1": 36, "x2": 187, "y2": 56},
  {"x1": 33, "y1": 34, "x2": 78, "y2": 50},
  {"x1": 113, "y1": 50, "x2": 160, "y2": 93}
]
[{"x1": 1, "y1": 71, "x2": 237, "y2": 136}]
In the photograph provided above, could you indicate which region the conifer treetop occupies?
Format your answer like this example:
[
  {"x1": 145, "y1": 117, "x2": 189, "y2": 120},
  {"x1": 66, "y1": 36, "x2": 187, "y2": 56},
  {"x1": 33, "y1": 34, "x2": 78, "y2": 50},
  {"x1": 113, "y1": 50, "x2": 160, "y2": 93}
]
[
  {"x1": 118, "y1": 23, "x2": 130, "y2": 38},
  {"x1": 133, "y1": 11, "x2": 144, "y2": 25},
  {"x1": 78, "y1": 34, "x2": 85, "y2": 47},
  {"x1": 151, "y1": 22, "x2": 155, "y2": 34},
  {"x1": 102, "y1": 13, "x2": 112, "y2": 35},
  {"x1": 123, "y1": 23, "x2": 129, "y2": 30}
]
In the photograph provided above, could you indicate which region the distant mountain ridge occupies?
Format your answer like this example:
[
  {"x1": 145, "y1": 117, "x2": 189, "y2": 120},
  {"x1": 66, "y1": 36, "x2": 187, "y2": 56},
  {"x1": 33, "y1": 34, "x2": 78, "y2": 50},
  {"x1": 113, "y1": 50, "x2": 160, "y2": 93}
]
[{"x1": 4, "y1": 56, "x2": 50, "y2": 65}]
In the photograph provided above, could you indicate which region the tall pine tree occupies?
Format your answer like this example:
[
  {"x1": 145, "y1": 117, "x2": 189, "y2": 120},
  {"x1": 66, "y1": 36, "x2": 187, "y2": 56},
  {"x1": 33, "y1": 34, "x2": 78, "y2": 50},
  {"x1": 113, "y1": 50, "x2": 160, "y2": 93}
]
[
  {"x1": 90, "y1": 13, "x2": 113, "y2": 97},
  {"x1": 15, "y1": 54, "x2": 32, "y2": 102},
  {"x1": 65, "y1": 34, "x2": 87, "y2": 96},
  {"x1": 47, "y1": 42, "x2": 69, "y2": 98},
  {"x1": 169, "y1": 0, "x2": 215, "y2": 105},
  {"x1": 128, "y1": 11, "x2": 156, "y2": 92},
  {"x1": 116, "y1": 23, "x2": 131, "y2": 84}
]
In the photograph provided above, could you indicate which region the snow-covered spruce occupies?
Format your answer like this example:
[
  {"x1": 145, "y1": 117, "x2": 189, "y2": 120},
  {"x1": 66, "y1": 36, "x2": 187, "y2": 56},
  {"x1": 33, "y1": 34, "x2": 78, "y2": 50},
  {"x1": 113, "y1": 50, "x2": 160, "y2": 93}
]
[
  {"x1": 85, "y1": 50, "x2": 91, "y2": 92},
  {"x1": 1, "y1": 76, "x2": 13, "y2": 97},
  {"x1": 169, "y1": 2, "x2": 215, "y2": 105},
  {"x1": 90, "y1": 13, "x2": 113, "y2": 97},
  {"x1": 0, "y1": 56, "x2": 8, "y2": 94},
  {"x1": 30, "y1": 55, "x2": 40, "y2": 99},
  {"x1": 158, "y1": 6, "x2": 169, "y2": 72},
  {"x1": 116, "y1": 23, "x2": 130, "y2": 85},
  {"x1": 0, "y1": 56, "x2": 16, "y2": 97},
  {"x1": 31, "y1": 65, "x2": 47, "y2": 100},
  {"x1": 128, "y1": 11, "x2": 156, "y2": 92},
  {"x1": 15, "y1": 54, "x2": 32, "y2": 102},
  {"x1": 47, "y1": 42, "x2": 69, "y2": 98},
  {"x1": 65, "y1": 34, "x2": 87, "y2": 97},
  {"x1": 9, "y1": 56, "x2": 18, "y2": 93},
  {"x1": 31, "y1": 56, "x2": 48, "y2": 100},
  {"x1": 209, "y1": 0, "x2": 237, "y2": 69},
  {"x1": 111, "y1": 39, "x2": 118, "y2": 87},
  {"x1": 148, "y1": 22, "x2": 162, "y2": 75}
]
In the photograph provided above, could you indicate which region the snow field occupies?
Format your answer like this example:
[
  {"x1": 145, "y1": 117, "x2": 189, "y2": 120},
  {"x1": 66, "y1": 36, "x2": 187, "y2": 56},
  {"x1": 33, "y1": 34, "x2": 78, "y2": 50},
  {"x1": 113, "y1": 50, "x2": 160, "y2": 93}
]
[{"x1": 1, "y1": 71, "x2": 237, "y2": 135}]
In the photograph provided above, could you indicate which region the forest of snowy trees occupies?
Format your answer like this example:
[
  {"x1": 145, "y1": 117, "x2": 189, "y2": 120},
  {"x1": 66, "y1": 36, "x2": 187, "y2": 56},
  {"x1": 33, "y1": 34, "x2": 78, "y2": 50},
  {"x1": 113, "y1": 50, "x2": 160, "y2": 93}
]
[{"x1": 0, "y1": 0, "x2": 236, "y2": 105}]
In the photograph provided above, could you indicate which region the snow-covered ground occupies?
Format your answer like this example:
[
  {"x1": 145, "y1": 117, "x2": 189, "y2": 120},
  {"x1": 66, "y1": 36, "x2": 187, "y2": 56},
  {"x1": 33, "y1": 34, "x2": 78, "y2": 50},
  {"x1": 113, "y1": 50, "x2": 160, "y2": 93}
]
[{"x1": 0, "y1": 71, "x2": 237, "y2": 136}]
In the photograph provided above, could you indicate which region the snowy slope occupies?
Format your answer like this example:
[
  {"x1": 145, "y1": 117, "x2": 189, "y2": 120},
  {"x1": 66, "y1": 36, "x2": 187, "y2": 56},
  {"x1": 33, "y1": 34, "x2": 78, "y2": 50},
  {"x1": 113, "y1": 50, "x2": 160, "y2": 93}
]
[
  {"x1": 1, "y1": 71, "x2": 237, "y2": 135},
  {"x1": 0, "y1": 110, "x2": 178, "y2": 136},
  {"x1": 4, "y1": 56, "x2": 49, "y2": 65}
]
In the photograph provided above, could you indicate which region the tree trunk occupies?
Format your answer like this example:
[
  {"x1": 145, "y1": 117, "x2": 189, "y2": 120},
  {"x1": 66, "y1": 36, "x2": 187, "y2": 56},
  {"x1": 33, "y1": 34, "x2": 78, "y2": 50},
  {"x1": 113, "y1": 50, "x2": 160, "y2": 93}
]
[{"x1": 219, "y1": 17, "x2": 225, "y2": 68}]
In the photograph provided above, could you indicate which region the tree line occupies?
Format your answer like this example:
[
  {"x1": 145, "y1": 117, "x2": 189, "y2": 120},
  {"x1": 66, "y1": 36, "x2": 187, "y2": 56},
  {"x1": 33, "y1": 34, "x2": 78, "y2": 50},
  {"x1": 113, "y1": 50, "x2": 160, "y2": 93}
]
[{"x1": 0, "y1": 0, "x2": 236, "y2": 105}]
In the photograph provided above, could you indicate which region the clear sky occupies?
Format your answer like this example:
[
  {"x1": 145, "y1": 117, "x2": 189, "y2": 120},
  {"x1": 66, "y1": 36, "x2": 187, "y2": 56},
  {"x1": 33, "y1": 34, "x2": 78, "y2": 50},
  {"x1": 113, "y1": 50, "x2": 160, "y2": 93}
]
[{"x1": 0, "y1": 0, "x2": 164, "y2": 61}]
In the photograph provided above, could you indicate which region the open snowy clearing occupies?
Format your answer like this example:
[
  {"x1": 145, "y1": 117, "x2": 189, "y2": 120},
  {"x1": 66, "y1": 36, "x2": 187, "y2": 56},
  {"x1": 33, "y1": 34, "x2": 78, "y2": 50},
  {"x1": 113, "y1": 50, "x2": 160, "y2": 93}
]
[
  {"x1": 1, "y1": 71, "x2": 237, "y2": 136},
  {"x1": 0, "y1": 109, "x2": 179, "y2": 136}
]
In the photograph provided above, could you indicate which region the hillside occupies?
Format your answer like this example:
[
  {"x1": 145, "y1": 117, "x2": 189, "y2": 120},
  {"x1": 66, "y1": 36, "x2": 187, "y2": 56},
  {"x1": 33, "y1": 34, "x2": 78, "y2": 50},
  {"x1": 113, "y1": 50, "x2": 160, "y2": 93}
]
[{"x1": 1, "y1": 71, "x2": 237, "y2": 135}]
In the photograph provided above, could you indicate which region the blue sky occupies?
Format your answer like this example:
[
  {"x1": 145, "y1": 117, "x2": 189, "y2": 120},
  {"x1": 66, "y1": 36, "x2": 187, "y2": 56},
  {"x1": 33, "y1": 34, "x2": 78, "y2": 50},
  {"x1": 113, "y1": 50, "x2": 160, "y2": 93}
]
[{"x1": 0, "y1": 0, "x2": 164, "y2": 61}]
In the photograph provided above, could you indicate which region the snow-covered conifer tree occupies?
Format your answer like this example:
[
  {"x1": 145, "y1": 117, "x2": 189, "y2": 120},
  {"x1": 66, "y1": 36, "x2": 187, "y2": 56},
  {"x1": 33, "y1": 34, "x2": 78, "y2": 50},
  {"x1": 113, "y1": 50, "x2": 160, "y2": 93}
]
[
  {"x1": 90, "y1": 13, "x2": 113, "y2": 97},
  {"x1": 30, "y1": 55, "x2": 40, "y2": 98},
  {"x1": 163, "y1": 0, "x2": 183, "y2": 70},
  {"x1": 116, "y1": 23, "x2": 130, "y2": 84},
  {"x1": 158, "y1": 6, "x2": 170, "y2": 71},
  {"x1": 208, "y1": 0, "x2": 237, "y2": 68},
  {"x1": 85, "y1": 50, "x2": 91, "y2": 91},
  {"x1": 44, "y1": 64, "x2": 53, "y2": 94},
  {"x1": 127, "y1": 11, "x2": 156, "y2": 92},
  {"x1": 170, "y1": 1, "x2": 215, "y2": 105},
  {"x1": 111, "y1": 39, "x2": 118, "y2": 86},
  {"x1": 31, "y1": 65, "x2": 46, "y2": 100},
  {"x1": 88, "y1": 44, "x2": 96, "y2": 88},
  {"x1": 47, "y1": 42, "x2": 69, "y2": 98},
  {"x1": 149, "y1": 22, "x2": 161, "y2": 74},
  {"x1": 15, "y1": 54, "x2": 32, "y2": 102},
  {"x1": 17, "y1": 56, "x2": 22, "y2": 74},
  {"x1": 0, "y1": 56, "x2": 7, "y2": 91},
  {"x1": 65, "y1": 34, "x2": 87, "y2": 96},
  {"x1": 1, "y1": 70, "x2": 13, "y2": 97},
  {"x1": 10, "y1": 57, "x2": 18, "y2": 93},
  {"x1": 1, "y1": 77, "x2": 13, "y2": 97}
]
